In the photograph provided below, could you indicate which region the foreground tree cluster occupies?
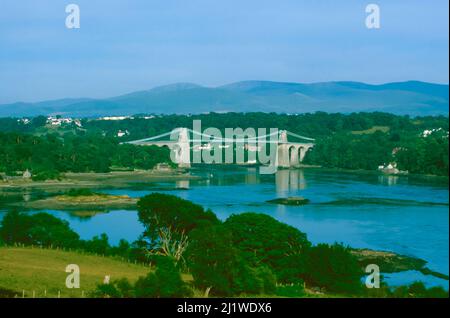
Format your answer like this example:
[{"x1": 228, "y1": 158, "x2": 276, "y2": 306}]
[{"x1": 1, "y1": 193, "x2": 447, "y2": 298}]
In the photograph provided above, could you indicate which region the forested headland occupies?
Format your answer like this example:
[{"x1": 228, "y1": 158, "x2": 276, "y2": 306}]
[{"x1": 0, "y1": 129, "x2": 171, "y2": 180}]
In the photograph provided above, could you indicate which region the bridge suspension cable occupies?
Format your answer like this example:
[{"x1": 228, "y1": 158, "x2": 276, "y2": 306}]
[
  {"x1": 187, "y1": 128, "x2": 280, "y2": 143},
  {"x1": 126, "y1": 128, "x2": 315, "y2": 144},
  {"x1": 124, "y1": 128, "x2": 182, "y2": 144},
  {"x1": 286, "y1": 131, "x2": 315, "y2": 142}
]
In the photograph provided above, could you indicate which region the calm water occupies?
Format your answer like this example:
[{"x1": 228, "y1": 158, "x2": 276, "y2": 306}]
[{"x1": 1, "y1": 167, "x2": 448, "y2": 288}]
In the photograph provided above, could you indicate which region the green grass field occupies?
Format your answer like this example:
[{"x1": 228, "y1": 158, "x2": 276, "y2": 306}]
[
  {"x1": 1, "y1": 247, "x2": 400, "y2": 298},
  {"x1": 0, "y1": 247, "x2": 151, "y2": 298},
  {"x1": 351, "y1": 126, "x2": 390, "y2": 135}
]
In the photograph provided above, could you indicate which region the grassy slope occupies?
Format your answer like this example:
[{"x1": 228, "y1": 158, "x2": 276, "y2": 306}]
[
  {"x1": 1, "y1": 247, "x2": 386, "y2": 298},
  {"x1": 0, "y1": 247, "x2": 150, "y2": 298},
  {"x1": 0, "y1": 247, "x2": 308, "y2": 298},
  {"x1": 351, "y1": 126, "x2": 390, "y2": 135}
]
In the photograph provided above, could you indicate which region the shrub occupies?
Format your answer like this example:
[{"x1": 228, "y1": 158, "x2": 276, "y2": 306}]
[
  {"x1": 31, "y1": 169, "x2": 60, "y2": 181},
  {"x1": 425, "y1": 286, "x2": 449, "y2": 298},
  {"x1": 0, "y1": 288, "x2": 17, "y2": 298},
  {"x1": 392, "y1": 281, "x2": 449, "y2": 298},
  {"x1": 0, "y1": 210, "x2": 32, "y2": 244},
  {"x1": 185, "y1": 225, "x2": 237, "y2": 296},
  {"x1": 81, "y1": 233, "x2": 110, "y2": 255},
  {"x1": 275, "y1": 283, "x2": 305, "y2": 298},
  {"x1": 235, "y1": 264, "x2": 277, "y2": 295},
  {"x1": 407, "y1": 281, "x2": 427, "y2": 297},
  {"x1": 304, "y1": 243, "x2": 363, "y2": 295},
  {"x1": 0, "y1": 210, "x2": 80, "y2": 248},
  {"x1": 186, "y1": 224, "x2": 276, "y2": 296},
  {"x1": 93, "y1": 282, "x2": 123, "y2": 298},
  {"x1": 93, "y1": 278, "x2": 135, "y2": 298},
  {"x1": 65, "y1": 188, "x2": 96, "y2": 196},
  {"x1": 134, "y1": 256, "x2": 192, "y2": 297}
]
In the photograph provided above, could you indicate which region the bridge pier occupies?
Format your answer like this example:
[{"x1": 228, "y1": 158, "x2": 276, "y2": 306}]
[
  {"x1": 290, "y1": 146, "x2": 299, "y2": 167},
  {"x1": 276, "y1": 130, "x2": 314, "y2": 169},
  {"x1": 299, "y1": 146, "x2": 308, "y2": 162},
  {"x1": 175, "y1": 128, "x2": 191, "y2": 168}
]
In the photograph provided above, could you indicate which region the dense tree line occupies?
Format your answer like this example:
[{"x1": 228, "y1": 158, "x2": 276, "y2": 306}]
[
  {"x1": 0, "y1": 132, "x2": 171, "y2": 178},
  {"x1": 0, "y1": 210, "x2": 137, "y2": 257},
  {"x1": 2, "y1": 113, "x2": 448, "y2": 140},
  {"x1": 75, "y1": 112, "x2": 448, "y2": 141},
  {"x1": 303, "y1": 129, "x2": 449, "y2": 176},
  {"x1": 395, "y1": 131, "x2": 449, "y2": 176},
  {"x1": 1, "y1": 112, "x2": 447, "y2": 176},
  {"x1": 85, "y1": 112, "x2": 449, "y2": 175}
]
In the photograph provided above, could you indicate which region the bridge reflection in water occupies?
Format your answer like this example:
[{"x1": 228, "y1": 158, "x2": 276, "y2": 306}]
[
  {"x1": 378, "y1": 175, "x2": 399, "y2": 186},
  {"x1": 176, "y1": 180, "x2": 190, "y2": 189},
  {"x1": 275, "y1": 169, "x2": 307, "y2": 196},
  {"x1": 176, "y1": 167, "x2": 307, "y2": 195}
]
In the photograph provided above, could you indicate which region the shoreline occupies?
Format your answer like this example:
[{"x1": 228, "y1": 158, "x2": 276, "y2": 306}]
[
  {"x1": 1, "y1": 166, "x2": 448, "y2": 190},
  {"x1": 192, "y1": 163, "x2": 449, "y2": 181},
  {"x1": 0, "y1": 169, "x2": 201, "y2": 190},
  {"x1": 351, "y1": 248, "x2": 449, "y2": 281}
]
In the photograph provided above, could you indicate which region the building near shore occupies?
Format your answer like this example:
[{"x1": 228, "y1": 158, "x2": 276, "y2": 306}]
[
  {"x1": 153, "y1": 163, "x2": 173, "y2": 172},
  {"x1": 22, "y1": 169, "x2": 32, "y2": 179}
]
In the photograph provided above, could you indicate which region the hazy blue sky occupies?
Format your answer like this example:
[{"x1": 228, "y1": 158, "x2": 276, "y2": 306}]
[{"x1": 0, "y1": 0, "x2": 448, "y2": 103}]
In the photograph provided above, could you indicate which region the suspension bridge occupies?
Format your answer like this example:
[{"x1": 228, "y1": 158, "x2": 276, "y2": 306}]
[{"x1": 124, "y1": 128, "x2": 315, "y2": 169}]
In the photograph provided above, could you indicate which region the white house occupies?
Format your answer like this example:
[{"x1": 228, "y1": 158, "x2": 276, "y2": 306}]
[{"x1": 117, "y1": 130, "x2": 130, "y2": 137}]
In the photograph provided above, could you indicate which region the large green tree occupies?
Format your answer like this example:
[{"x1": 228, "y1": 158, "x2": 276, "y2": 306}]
[
  {"x1": 185, "y1": 225, "x2": 272, "y2": 296},
  {"x1": 136, "y1": 193, "x2": 220, "y2": 252},
  {"x1": 0, "y1": 211, "x2": 80, "y2": 248},
  {"x1": 303, "y1": 243, "x2": 363, "y2": 294},
  {"x1": 224, "y1": 213, "x2": 311, "y2": 283},
  {"x1": 134, "y1": 256, "x2": 192, "y2": 298}
]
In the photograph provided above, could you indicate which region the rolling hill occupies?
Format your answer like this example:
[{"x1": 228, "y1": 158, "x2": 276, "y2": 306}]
[
  {"x1": 0, "y1": 80, "x2": 447, "y2": 117},
  {"x1": 0, "y1": 246, "x2": 150, "y2": 298}
]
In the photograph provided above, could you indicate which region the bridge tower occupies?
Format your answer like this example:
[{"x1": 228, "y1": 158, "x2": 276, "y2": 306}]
[
  {"x1": 276, "y1": 130, "x2": 291, "y2": 168},
  {"x1": 174, "y1": 127, "x2": 191, "y2": 168},
  {"x1": 275, "y1": 130, "x2": 314, "y2": 169}
]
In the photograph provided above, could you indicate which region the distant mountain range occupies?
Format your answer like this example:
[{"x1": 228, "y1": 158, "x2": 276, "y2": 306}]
[{"x1": 0, "y1": 80, "x2": 448, "y2": 117}]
